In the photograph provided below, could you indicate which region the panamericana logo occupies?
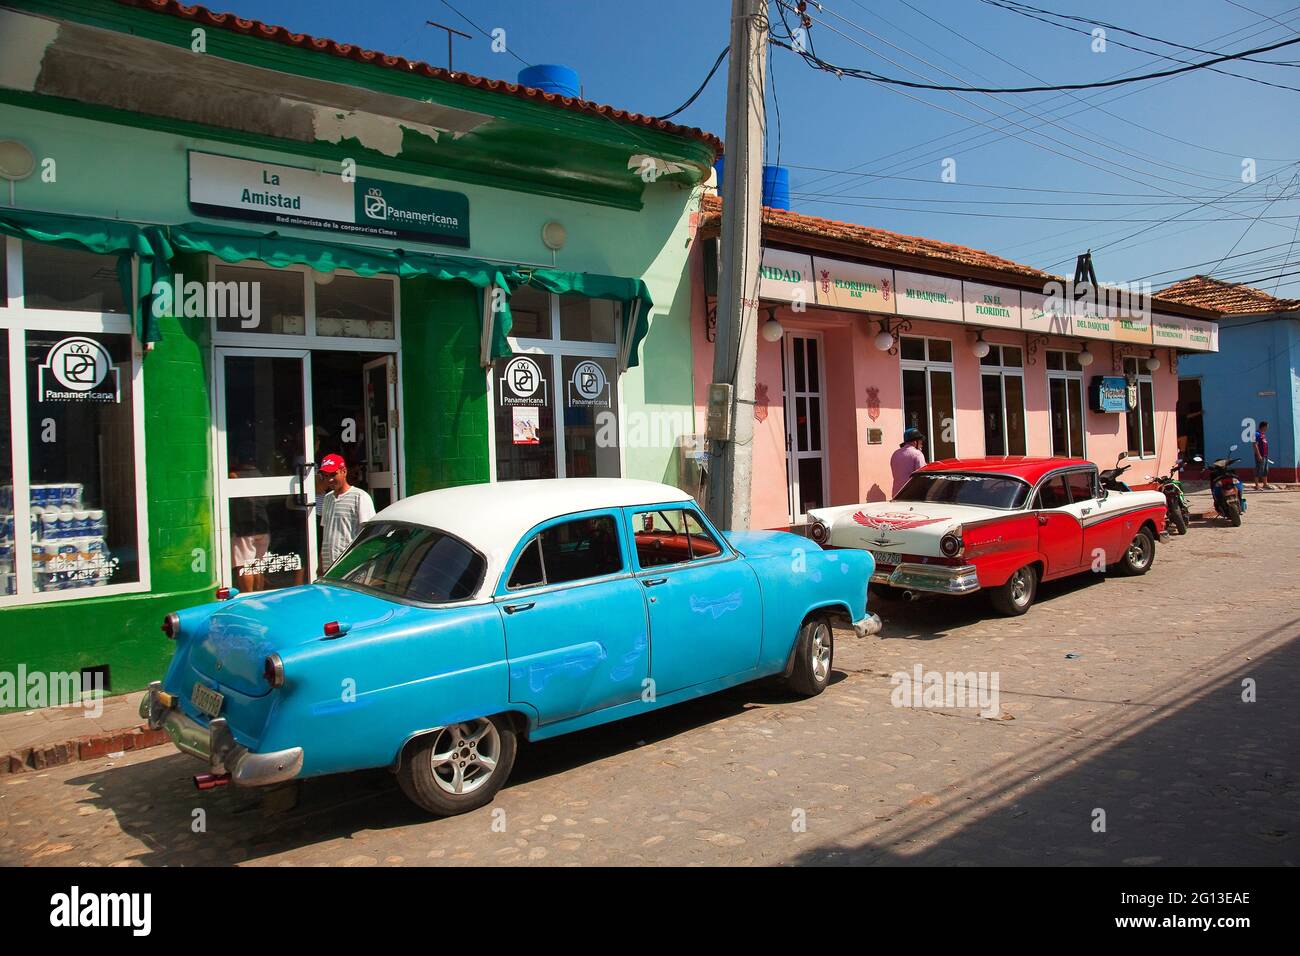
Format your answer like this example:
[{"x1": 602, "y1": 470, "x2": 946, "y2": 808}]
[
  {"x1": 364, "y1": 187, "x2": 388, "y2": 221},
  {"x1": 38, "y1": 337, "x2": 120, "y2": 403}
]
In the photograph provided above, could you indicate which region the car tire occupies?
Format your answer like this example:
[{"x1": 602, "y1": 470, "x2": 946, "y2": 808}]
[
  {"x1": 989, "y1": 564, "x2": 1037, "y2": 616},
  {"x1": 397, "y1": 715, "x2": 517, "y2": 817},
  {"x1": 1225, "y1": 502, "x2": 1242, "y2": 527},
  {"x1": 785, "y1": 615, "x2": 834, "y2": 697},
  {"x1": 1116, "y1": 527, "x2": 1156, "y2": 576},
  {"x1": 1168, "y1": 507, "x2": 1188, "y2": 536}
]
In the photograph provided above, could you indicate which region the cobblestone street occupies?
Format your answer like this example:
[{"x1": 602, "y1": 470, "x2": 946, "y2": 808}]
[{"x1": 3, "y1": 490, "x2": 1297, "y2": 867}]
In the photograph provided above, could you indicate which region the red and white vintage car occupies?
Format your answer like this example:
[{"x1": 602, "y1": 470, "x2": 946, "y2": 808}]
[{"x1": 807, "y1": 457, "x2": 1168, "y2": 615}]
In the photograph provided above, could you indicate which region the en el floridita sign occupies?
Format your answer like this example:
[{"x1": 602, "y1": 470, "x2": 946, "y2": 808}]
[{"x1": 189, "y1": 152, "x2": 470, "y2": 247}]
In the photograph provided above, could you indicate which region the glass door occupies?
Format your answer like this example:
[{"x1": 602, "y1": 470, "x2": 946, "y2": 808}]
[
  {"x1": 215, "y1": 348, "x2": 316, "y2": 592},
  {"x1": 784, "y1": 331, "x2": 829, "y2": 522},
  {"x1": 363, "y1": 355, "x2": 399, "y2": 510}
]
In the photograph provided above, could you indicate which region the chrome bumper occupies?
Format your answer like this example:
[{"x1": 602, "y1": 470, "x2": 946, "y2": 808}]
[
  {"x1": 140, "y1": 682, "x2": 303, "y2": 787},
  {"x1": 874, "y1": 563, "x2": 981, "y2": 594},
  {"x1": 852, "y1": 612, "x2": 883, "y2": 638}
]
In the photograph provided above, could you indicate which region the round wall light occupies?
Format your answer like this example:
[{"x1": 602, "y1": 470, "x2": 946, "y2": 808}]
[
  {"x1": 874, "y1": 330, "x2": 895, "y2": 352},
  {"x1": 0, "y1": 140, "x2": 36, "y2": 181},
  {"x1": 541, "y1": 220, "x2": 567, "y2": 251},
  {"x1": 1146, "y1": 355, "x2": 1161, "y2": 371},
  {"x1": 971, "y1": 333, "x2": 991, "y2": 359},
  {"x1": 760, "y1": 310, "x2": 784, "y2": 343},
  {"x1": 1077, "y1": 345, "x2": 1095, "y2": 367},
  {"x1": 313, "y1": 268, "x2": 336, "y2": 286}
]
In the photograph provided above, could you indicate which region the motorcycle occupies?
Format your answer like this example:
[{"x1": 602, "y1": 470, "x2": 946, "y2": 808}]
[
  {"x1": 1204, "y1": 446, "x2": 1247, "y2": 527},
  {"x1": 1147, "y1": 458, "x2": 1192, "y2": 535},
  {"x1": 1098, "y1": 452, "x2": 1133, "y2": 493}
]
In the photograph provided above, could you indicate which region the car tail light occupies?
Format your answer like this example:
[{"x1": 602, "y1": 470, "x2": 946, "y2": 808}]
[
  {"x1": 809, "y1": 520, "x2": 829, "y2": 544},
  {"x1": 940, "y1": 530, "x2": 964, "y2": 558},
  {"x1": 161, "y1": 612, "x2": 180, "y2": 640},
  {"x1": 263, "y1": 654, "x2": 285, "y2": 688},
  {"x1": 215, "y1": 586, "x2": 239, "y2": 601},
  {"x1": 322, "y1": 620, "x2": 352, "y2": 638}
]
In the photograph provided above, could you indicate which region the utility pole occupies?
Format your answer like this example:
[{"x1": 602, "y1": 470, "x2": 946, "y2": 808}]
[{"x1": 706, "y1": 0, "x2": 768, "y2": 531}]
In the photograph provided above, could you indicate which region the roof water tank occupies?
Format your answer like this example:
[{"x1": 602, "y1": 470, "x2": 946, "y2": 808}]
[
  {"x1": 517, "y1": 65, "x2": 581, "y2": 98},
  {"x1": 712, "y1": 159, "x2": 792, "y2": 210}
]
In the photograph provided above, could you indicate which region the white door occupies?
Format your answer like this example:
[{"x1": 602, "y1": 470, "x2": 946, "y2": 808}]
[
  {"x1": 362, "y1": 354, "x2": 400, "y2": 510},
  {"x1": 784, "y1": 331, "x2": 830, "y2": 523},
  {"x1": 214, "y1": 347, "x2": 318, "y2": 591}
]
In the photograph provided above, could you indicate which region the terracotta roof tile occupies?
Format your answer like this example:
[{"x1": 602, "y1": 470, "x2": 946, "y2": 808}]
[
  {"x1": 1155, "y1": 275, "x2": 1300, "y2": 316},
  {"x1": 699, "y1": 193, "x2": 1054, "y2": 283},
  {"x1": 112, "y1": 0, "x2": 722, "y2": 154}
]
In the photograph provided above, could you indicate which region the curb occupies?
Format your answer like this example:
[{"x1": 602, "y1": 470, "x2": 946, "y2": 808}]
[{"x1": 1, "y1": 724, "x2": 171, "y2": 775}]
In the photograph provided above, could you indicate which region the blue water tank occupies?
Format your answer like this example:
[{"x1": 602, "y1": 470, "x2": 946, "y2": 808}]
[
  {"x1": 713, "y1": 159, "x2": 792, "y2": 211},
  {"x1": 517, "y1": 64, "x2": 581, "y2": 98}
]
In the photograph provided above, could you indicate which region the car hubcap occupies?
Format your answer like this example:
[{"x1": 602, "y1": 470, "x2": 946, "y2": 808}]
[
  {"x1": 1011, "y1": 569, "x2": 1029, "y2": 605},
  {"x1": 1128, "y1": 534, "x2": 1151, "y2": 568},
  {"x1": 811, "y1": 624, "x2": 831, "y2": 682},
  {"x1": 429, "y1": 719, "x2": 500, "y2": 795}
]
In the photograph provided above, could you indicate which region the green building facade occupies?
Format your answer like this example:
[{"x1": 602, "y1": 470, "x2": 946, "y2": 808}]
[{"x1": 0, "y1": 0, "x2": 717, "y2": 702}]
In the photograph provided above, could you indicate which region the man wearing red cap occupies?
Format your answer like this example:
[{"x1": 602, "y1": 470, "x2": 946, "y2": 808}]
[{"x1": 318, "y1": 453, "x2": 374, "y2": 572}]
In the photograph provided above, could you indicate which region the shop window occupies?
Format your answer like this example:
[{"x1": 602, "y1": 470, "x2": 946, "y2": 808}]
[
  {"x1": 1124, "y1": 358, "x2": 1156, "y2": 457},
  {"x1": 24, "y1": 331, "x2": 140, "y2": 592},
  {"x1": 315, "y1": 274, "x2": 395, "y2": 339},
  {"x1": 1048, "y1": 366, "x2": 1086, "y2": 458},
  {"x1": 559, "y1": 295, "x2": 616, "y2": 343},
  {"x1": 980, "y1": 346, "x2": 1026, "y2": 457},
  {"x1": 561, "y1": 355, "x2": 619, "y2": 478},
  {"x1": 900, "y1": 337, "x2": 956, "y2": 461},
  {"x1": 22, "y1": 242, "x2": 125, "y2": 314},
  {"x1": 508, "y1": 285, "x2": 552, "y2": 339},
  {"x1": 493, "y1": 353, "x2": 558, "y2": 481},
  {"x1": 213, "y1": 264, "x2": 305, "y2": 334}
]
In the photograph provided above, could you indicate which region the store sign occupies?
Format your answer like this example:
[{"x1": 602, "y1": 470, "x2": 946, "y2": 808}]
[
  {"x1": 1113, "y1": 312, "x2": 1154, "y2": 344},
  {"x1": 1185, "y1": 317, "x2": 1218, "y2": 352},
  {"x1": 962, "y1": 282, "x2": 1021, "y2": 329},
  {"x1": 1072, "y1": 300, "x2": 1117, "y2": 340},
  {"x1": 759, "y1": 249, "x2": 814, "y2": 306},
  {"x1": 812, "y1": 257, "x2": 895, "y2": 313},
  {"x1": 567, "y1": 360, "x2": 611, "y2": 408},
  {"x1": 1152, "y1": 313, "x2": 1190, "y2": 348},
  {"x1": 1089, "y1": 375, "x2": 1130, "y2": 413},
  {"x1": 895, "y1": 270, "x2": 963, "y2": 323},
  {"x1": 1021, "y1": 290, "x2": 1073, "y2": 336},
  {"x1": 37, "y1": 337, "x2": 120, "y2": 403},
  {"x1": 189, "y1": 152, "x2": 470, "y2": 247},
  {"x1": 499, "y1": 356, "x2": 547, "y2": 407}
]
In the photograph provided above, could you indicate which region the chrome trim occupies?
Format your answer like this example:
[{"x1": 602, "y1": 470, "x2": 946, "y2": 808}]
[
  {"x1": 142, "y1": 684, "x2": 303, "y2": 787},
  {"x1": 852, "y1": 613, "x2": 883, "y2": 638},
  {"x1": 887, "y1": 563, "x2": 981, "y2": 594}
]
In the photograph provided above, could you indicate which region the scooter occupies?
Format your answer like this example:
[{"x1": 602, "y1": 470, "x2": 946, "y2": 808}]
[
  {"x1": 1204, "y1": 446, "x2": 1247, "y2": 527},
  {"x1": 1098, "y1": 452, "x2": 1133, "y2": 493},
  {"x1": 1147, "y1": 457, "x2": 1192, "y2": 535}
]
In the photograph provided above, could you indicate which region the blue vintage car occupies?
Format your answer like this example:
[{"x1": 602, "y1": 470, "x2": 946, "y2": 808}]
[{"x1": 143, "y1": 479, "x2": 879, "y2": 816}]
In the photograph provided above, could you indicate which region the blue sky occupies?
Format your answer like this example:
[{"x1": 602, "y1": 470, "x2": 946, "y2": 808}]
[{"x1": 223, "y1": 0, "x2": 1298, "y2": 295}]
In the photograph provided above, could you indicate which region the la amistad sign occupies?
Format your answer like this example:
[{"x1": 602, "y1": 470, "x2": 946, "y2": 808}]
[{"x1": 188, "y1": 152, "x2": 470, "y2": 248}]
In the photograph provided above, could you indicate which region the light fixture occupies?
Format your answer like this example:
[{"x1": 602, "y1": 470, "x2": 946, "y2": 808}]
[
  {"x1": 1145, "y1": 355, "x2": 1161, "y2": 371},
  {"x1": 541, "y1": 220, "x2": 567, "y2": 251},
  {"x1": 313, "y1": 268, "x2": 336, "y2": 286},
  {"x1": 971, "y1": 332, "x2": 991, "y2": 359},
  {"x1": 1077, "y1": 344, "x2": 1095, "y2": 367},
  {"x1": 0, "y1": 140, "x2": 36, "y2": 181},
  {"x1": 760, "y1": 308, "x2": 784, "y2": 343},
  {"x1": 874, "y1": 329, "x2": 895, "y2": 352}
]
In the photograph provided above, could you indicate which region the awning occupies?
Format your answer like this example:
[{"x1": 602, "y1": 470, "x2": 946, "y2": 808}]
[{"x1": 0, "y1": 208, "x2": 170, "y2": 342}]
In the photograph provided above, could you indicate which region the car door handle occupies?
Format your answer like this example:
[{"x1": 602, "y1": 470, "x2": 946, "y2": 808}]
[
  {"x1": 503, "y1": 602, "x2": 535, "y2": 614},
  {"x1": 1080, "y1": 507, "x2": 1092, "y2": 515},
  {"x1": 1037, "y1": 514, "x2": 1049, "y2": 526},
  {"x1": 642, "y1": 577, "x2": 669, "y2": 587}
]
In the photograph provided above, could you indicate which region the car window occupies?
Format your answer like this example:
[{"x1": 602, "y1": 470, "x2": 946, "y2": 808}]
[
  {"x1": 1065, "y1": 470, "x2": 1096, "y2": 503},
  {"x1": 507, "y1": 514, "x2": 622, "y2": 588},
  {"x1": 895, "y1": 472, "x2": 1031, "y2": 509},
  {"x1": 1035, "y1": 476, "x2": 1071, "y2": 510},
  {"x1": 323, "y1": 522, "x2": 485, "y2": 603},
  {"x1": 633, "y1": 508, "x2": 723, "y2": 567}
]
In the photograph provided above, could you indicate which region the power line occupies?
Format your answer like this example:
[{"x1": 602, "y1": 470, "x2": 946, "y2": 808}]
[
  {"x1": 658, "y1": 46, "x2": 729, "y2": 120},
  {"x1": 437, "y1": 0, "x2": 530, "y2": 67}
]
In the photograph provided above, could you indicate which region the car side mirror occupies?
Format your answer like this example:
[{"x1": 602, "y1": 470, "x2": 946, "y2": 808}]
[{"x1": 1098, "y1": 486, "x2": 1109, "y2": 501}]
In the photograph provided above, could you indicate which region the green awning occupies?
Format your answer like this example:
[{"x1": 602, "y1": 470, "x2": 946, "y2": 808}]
[{"x1": 0, "y1": 208, "x2": 171, "y2": 342}]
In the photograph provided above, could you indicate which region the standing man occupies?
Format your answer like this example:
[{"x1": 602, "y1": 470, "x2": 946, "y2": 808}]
[
  {"x1": 1254, "y1": 420, "x2": 1272, "y2": 491},
  {"x1": 891, "y1": 427, "x2": 927, "y2": 498},
  {"x1": 318, "y1": 453, "x2": 375, "y2": 571}
]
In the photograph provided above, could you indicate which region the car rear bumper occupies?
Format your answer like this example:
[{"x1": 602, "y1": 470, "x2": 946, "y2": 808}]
[
  {"x1": 852, "y1": 612, "x2": 883, "y2": 637},
  {"x1": 140, "y1": 682, "x2": 303, "y2": 787},
  {"x1": 874, "y1": 563, "x2": 981, "y2": 594}
]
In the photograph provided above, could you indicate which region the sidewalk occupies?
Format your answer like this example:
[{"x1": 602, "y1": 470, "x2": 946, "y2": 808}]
[{"x1": 0, "y1": 691, "x2": 169, "y2": 774}]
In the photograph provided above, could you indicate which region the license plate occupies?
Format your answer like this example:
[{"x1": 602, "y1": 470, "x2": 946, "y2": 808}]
[
  {"x1": 869, "y1": 550, "x2": 902, "y2": 568},
  {"x1": 191, "y1": 683, "x2": 224, "y2": 719}
]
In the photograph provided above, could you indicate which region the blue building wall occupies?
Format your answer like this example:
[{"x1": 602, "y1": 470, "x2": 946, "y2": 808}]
[{"x1": 1179, "y1": 317, "x2": 1299, "y2": 480}]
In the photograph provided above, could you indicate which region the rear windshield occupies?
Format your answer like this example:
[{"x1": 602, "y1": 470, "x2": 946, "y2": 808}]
[
  {"x1": 894, "y1": 472, "x2": 1031, "y2": 510},
  {"x1": 322, "y1": 522, "x2": 485, "y2": 603}
]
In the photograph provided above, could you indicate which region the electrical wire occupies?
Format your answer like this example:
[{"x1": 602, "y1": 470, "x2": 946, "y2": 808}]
[
  {"x1": 438, "y1": 0, "x2": 530, "y2": 67},
  {"x1": 658, "y1": 46, "x2": 730, "y2": 120}
]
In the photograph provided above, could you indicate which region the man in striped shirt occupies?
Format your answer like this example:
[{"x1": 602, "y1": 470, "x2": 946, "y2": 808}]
[{"x1": 318, "y1": 453, "x2": 375, "y2": 571}]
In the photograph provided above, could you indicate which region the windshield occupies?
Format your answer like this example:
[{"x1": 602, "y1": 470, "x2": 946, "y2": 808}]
[
  {"x1": 894, "y1": 472, "x2": 1031, "y2": 510},
  {"x1": 322, "y1": 522, "x2": 485, "y2": 603}
]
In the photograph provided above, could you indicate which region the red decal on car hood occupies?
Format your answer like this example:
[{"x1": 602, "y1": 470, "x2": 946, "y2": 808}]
[{"x1": 851, "y1": 511, "x2": 950, "y2": 531}]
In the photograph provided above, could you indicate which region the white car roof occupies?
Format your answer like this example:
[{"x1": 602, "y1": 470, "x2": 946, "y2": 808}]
[{"x1": 373, "y1": 478, "x2": 695, "y2": 592}]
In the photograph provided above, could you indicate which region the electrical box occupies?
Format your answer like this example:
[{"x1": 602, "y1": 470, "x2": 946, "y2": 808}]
[
  {"x1": 678, "y1": 433, "x2": 709, "y2": 502},
  {"x1": 706, "y1": 382, "x2": 733, "y2": 440},
  {"x1": 866, "y1": 428, "x2": 883, "y2": 445}
]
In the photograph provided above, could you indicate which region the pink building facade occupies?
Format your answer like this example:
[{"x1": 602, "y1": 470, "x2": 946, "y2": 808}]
[{"x1": 691, "y1": 198, "x2": 1222, "y2": 531}]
